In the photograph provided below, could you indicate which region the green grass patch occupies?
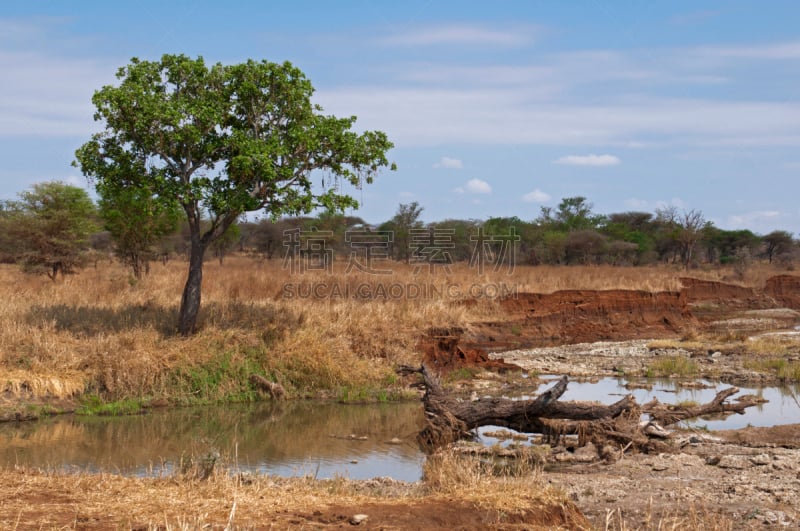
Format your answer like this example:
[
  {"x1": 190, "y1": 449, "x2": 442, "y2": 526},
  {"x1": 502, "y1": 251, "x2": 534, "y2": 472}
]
[
  {"x1": 77, "y1": 394, "x2": 144, "y2": 416},
  {"x1": 337, "y1": 385, "x2": 408, "y2": 404},
  {"x1": 445, "y1": 367, "x2": 480, "y2": 382},
  {"x1": 170, "y1": 348, "x2": 271, "y2": 405},
  {"x1": 645, "y1": 356, "x2": 698, "y2": 378},
  {"x1": 744, "y1": 358, "x2": 800, "y2": 382}
]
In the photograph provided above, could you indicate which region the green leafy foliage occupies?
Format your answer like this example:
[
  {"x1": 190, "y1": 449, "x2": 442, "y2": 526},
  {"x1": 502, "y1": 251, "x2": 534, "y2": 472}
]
[
  {"x1": 97, "y1": 179, "x2": 182, "y2": 278},
  {"x1": 75, "y1": 54, "x2": 395, "y2": 334},
  {"x1": 3, "y1": 181, "x2": 98, "y2": 280}
]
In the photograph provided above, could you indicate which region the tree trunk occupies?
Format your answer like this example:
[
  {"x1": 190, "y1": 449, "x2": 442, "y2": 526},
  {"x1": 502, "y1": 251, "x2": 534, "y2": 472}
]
[
  {"x1": 178, "y1": 241, "x2": 206, "y2": 336},
  {"x1": 398, "y1": 365, "x2": 766, "y2": 454}
]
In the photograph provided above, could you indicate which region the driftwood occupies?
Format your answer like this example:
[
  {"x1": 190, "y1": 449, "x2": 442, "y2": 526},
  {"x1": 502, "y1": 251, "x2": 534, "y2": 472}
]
[{"x1": 397, "y1": 364, "x2": 766, "y2": 454}]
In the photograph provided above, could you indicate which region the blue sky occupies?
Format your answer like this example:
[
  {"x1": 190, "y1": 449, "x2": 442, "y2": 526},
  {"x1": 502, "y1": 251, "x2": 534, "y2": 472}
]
[{"x1": 2, "y1": 1, "x2": 800, "y2": 234}]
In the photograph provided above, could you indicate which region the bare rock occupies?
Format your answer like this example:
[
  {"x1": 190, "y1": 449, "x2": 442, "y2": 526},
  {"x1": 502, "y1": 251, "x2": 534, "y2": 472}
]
[{"x1": 350, "y1": 514, "x2": 368, "y2": 525}]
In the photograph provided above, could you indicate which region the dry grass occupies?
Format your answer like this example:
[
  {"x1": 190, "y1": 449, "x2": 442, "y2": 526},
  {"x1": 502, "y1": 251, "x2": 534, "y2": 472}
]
[
  {"x1": 0, "y1": 257, "x2": 792, "y2": 403},
  {"x1": 0, "y1": 465, "x2": 406, "y2": 529},
  {"x1": 0, "y1": 460, "x2": 586, "y2": 530},
  {"x1": 602, "y1": 502, "x2": 734, "y2": 531}
]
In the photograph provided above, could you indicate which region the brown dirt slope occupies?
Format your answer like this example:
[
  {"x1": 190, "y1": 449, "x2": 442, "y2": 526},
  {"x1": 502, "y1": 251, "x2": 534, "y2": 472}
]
[
  {"x1": 432, "y1": 275, "x2": 800, "y2": 373},
  {"x1": 765, "y1": 274, "x2": 800, "y2": 309},
  {"x1": 418, "y1": 327, "x2": 521, "y2": 373},
  {"x1": 468, "y1": 289, "x2": 694, "y2": 352}
]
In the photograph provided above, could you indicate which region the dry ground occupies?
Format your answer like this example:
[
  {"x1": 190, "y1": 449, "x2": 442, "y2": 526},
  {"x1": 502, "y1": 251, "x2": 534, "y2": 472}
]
[{"x1": 1, "y1": 257, "x2": 799, "y2": 529}]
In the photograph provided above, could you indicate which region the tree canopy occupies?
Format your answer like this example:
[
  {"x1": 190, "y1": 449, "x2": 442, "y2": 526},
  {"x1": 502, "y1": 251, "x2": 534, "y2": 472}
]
[
  {"x1": 75, "y1": 54, "x2": 394, "y2": 334},
  {"x1": 3, "y1": 181, "x2": 98, "y2": 280}
]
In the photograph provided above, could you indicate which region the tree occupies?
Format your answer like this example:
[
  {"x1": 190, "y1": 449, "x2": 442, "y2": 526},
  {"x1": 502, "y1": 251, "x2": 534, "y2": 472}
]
[
  {"x1": 5, "y1": 181, "x2": 98, "y2": 281},
  {"x1": 0, "y1": 201, "x2": 15, "y2": 264},
  {"x1": 762, "y1": 230, "x2": 794, "y2": 264},
  {"x1": 210, "y1": 222, "x2": 241, "y2": 265},
  {"x1": 675, "y1": 209, "x2": 706, "y2": 270},
  {"x1": 76, "y1": 54, "x2": 394, "y2": 335},
  {"x1": 98, "y1": 178, "x2": 182, "y2": 279},
  {"x1": 543, "y1": 196, "x2": 605, "y2": 232},
  {"x1": 602, "y1": 212, "x2": 657, "y2": 264},
  {"x1": 564, "y1": 229, "x2": 608, "y2": 264},
  {"x1": 380, "y1": 202, "x2": 424, "y2": 262}
]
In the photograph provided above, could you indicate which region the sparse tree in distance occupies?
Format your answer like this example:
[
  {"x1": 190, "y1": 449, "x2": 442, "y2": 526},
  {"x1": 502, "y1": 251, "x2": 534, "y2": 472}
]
[
  {"x1": 4, "y1": 181, "x2": 98, "y2": 281},
  {"x1": 76, "y1": 54, "x2": 394, "y2": 335},
  {"x1": 763, "y1": 230, "x2": 794, "y2": 264},
  {"x1": 675, "y1": 209, "x2": 706, "y2": 270},
  {"x1": 381, "y1": 202, "x2": 424, "y2": 263},
  {"x1": 541, "y1": 196, "x2": 605, "y2": 232},
  {"x1": 210, "y1": 222, "x2": 241, "y2": 265},
  {"x1": 97, "y1": 178, "x2": 182, "y2": 279}
]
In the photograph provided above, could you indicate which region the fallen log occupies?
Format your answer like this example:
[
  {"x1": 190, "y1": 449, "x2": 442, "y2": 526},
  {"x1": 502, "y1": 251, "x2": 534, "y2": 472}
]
[
  {"x1": 642, "y1": 388, "x2": 766, "y2": 425},
  {"x1": 397, "y1": 364, "x2": 766, "y2": 455}
]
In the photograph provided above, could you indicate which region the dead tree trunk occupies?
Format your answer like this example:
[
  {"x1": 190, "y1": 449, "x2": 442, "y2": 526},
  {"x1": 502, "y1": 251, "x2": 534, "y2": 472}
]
[{"x1": 398, "y1": 364, "x2": 766, "y2": 454}]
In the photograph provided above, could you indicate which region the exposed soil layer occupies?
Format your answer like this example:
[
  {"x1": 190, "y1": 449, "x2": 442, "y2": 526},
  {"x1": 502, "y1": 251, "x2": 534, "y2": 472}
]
[
  {"x1": 469, "y1": 289, "x2": 694, "y2": 351},
  {"x1": 432, "y1": 275, "x2": 800, "y2": 374},
  {"x1": 679, "y1": 276, "x2": 764, "y2": 305},
  {"x1": 765, "y1": 274, "x2": 800, "y2": 309},
  {"x1": 303, "y1": 500, "x2": 588, "y2": 530},
  {"x1": 418, "y1": 327, "x2": 521, "y2": 373}
]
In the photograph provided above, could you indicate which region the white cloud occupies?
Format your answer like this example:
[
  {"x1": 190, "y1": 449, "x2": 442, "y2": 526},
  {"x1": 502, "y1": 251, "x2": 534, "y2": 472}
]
[
  {"x1": 320, "y1": 85, "x2": 800, "y2": 148},
  {"x1": 433, "y1": 156, "x2": 463, "y2": 169},
  {"x1": 398, "y1": 191, "x2": 414, "y2": 199},
  {"x1": 382, "y1": 24, "x2": 536, "y2": 47},
  {"x1": 0, "y1": 49, "x2": 115, "y2": 137},
  {"x1": 454, "y1": 179, "x2": 491, "y2": 195},
  {"x1": 464, "y1": 178, "x2": 492, "y2": 194},
  {"x1": 554, "y1": 154, "x2": 621, "y2": 166},
  {"x1": 698, "y1": 41, "x2": 800, "y2": 60},
  {"x1": 522, "y1": 188, "x2": 551, "y2": 203},
  {"x1": 726, "y1": 210, "x2": 784, "y2": 230}
]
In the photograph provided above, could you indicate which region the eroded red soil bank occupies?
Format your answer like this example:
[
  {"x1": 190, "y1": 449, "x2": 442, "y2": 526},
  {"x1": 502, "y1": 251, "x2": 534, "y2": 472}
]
[{"x1": 422, "y1": 274, "x2": 800, "y2": 373}]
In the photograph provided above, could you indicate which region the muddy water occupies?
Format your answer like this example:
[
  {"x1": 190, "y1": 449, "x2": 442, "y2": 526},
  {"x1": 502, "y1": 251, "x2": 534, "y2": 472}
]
[
  {"x1": 3, "y1": 381, "x2": 798, "y2": 479},
  {"x1": 0, "y1": 401, "x2": 426, "y2": 481},
  {"x1": 521, "y1": 377, "x2": 800, "y2": 430}
]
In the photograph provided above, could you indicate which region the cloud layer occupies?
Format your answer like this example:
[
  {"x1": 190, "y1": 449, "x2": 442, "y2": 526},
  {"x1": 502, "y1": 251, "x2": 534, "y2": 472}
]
[
  {"x1": 553, "y1": 154, "x2": 621, "y2": 166},
  {"x1": 454, "y1": 178, "x2": 492, "y2": 194},
  {"x1": 522, "y1": 188, "x2": 551, "y2": 203}
]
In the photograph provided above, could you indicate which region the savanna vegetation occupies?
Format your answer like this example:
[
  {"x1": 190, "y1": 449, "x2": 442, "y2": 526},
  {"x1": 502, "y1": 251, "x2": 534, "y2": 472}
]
[{"x1": 1, "y1": 53, "x2": 798, "y2": 530}]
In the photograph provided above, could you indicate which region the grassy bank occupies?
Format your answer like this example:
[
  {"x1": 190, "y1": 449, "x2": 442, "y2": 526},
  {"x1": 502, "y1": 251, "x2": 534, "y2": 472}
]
[
  {"x1": 0, "y1": 257, "x2": 792, "y2": 410},
  {"x1": 0, "y1": 449, "x2": 589, "y2": 530}
]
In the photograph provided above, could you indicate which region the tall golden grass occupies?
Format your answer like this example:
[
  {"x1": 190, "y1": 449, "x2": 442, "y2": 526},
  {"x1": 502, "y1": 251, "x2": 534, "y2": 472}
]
[
  {"x1": 0, "y1": 256, "x2": 789, "y2": 403},
  {"x1": 0, "y1": 460, "x2": 589, "y2": 530}
]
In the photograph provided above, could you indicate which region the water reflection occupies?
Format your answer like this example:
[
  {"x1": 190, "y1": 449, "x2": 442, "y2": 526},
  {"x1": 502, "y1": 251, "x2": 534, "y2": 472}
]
[
  {"x1": 0, "y1": 401, "x2": 426, "y2": 481},
  {"x1": 3, "y1": 380, "x2": 798, "y2": 480},
  {"x1": 533, "y1": 377, "x2": 800, "y2": 430}
]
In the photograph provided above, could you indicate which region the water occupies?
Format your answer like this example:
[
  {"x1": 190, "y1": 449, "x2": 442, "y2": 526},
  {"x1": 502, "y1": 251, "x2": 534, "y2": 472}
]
[
  {"x1": 490, "y1": 377, "x2": 800, "y2": 432},
  {"x1": 0, "y1": 400, "x2": 426, "y2": 481},
  {"x1": 3, "y1": 380, "x2": 799, "y2": 479}
]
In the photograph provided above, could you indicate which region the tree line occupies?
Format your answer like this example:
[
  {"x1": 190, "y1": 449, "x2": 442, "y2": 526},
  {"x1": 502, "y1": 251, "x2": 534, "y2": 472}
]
[{"x1": 1, "y1": 185, "x2": 796, "y2": 283}]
